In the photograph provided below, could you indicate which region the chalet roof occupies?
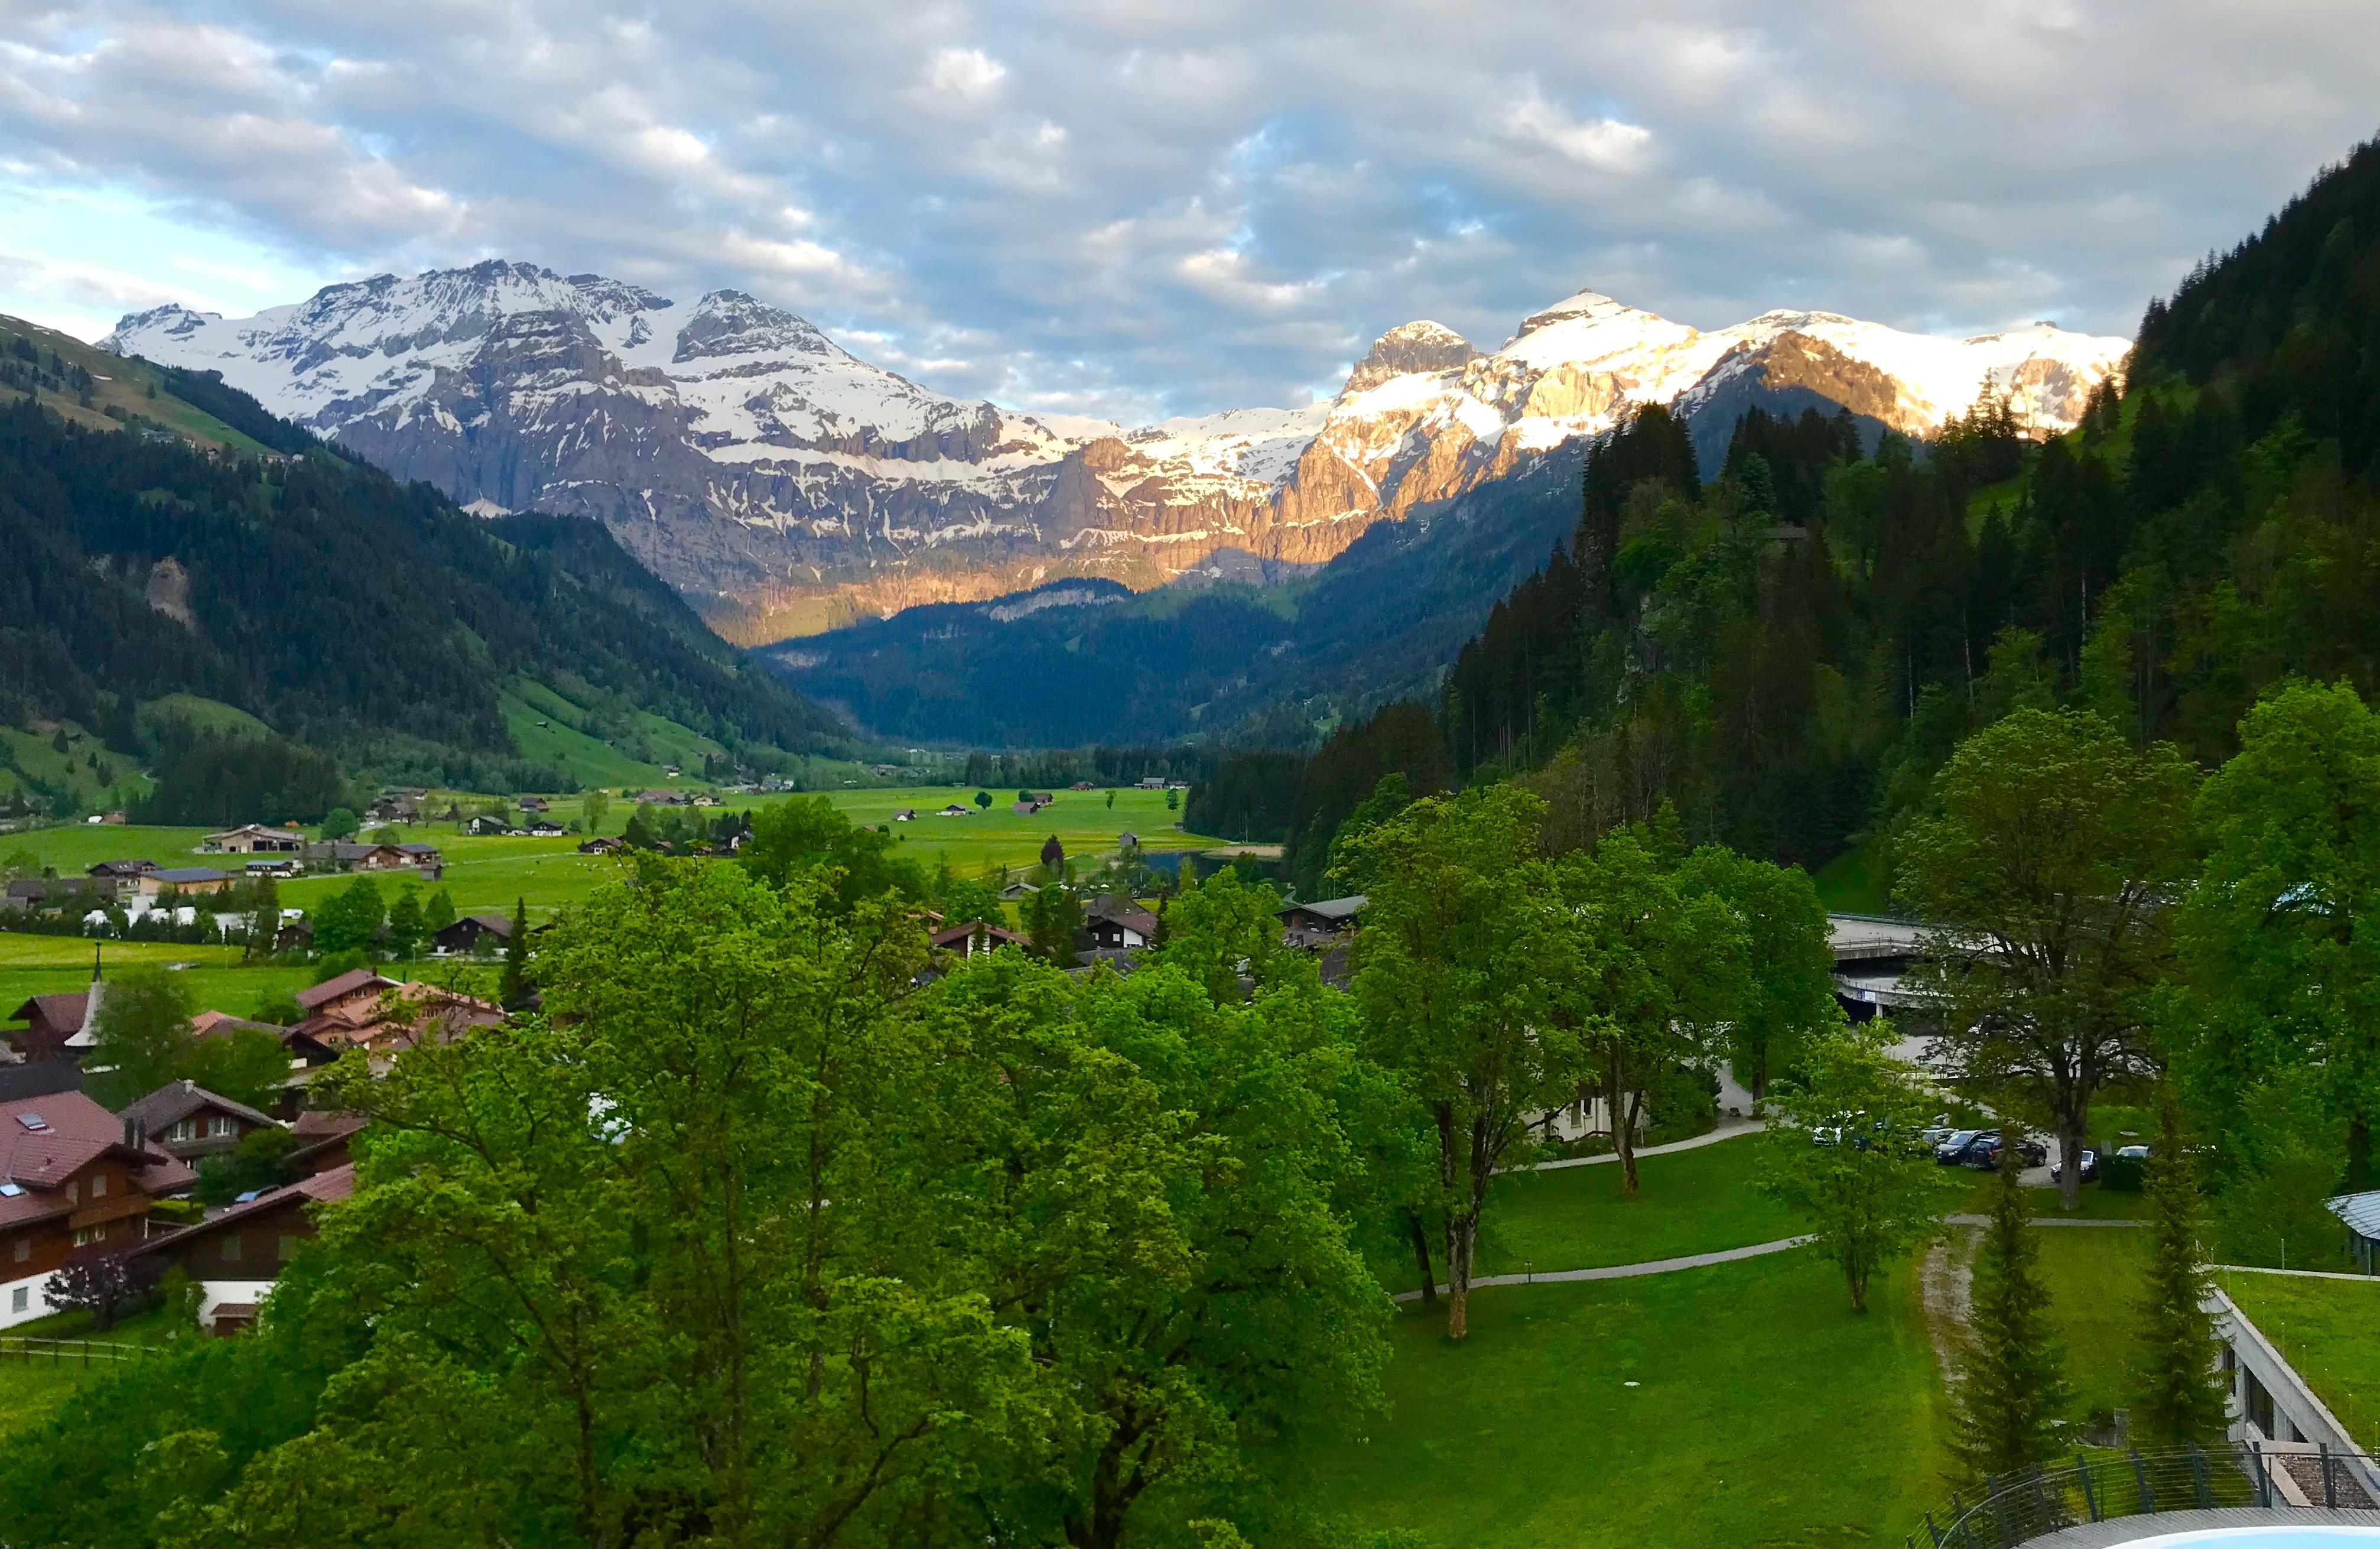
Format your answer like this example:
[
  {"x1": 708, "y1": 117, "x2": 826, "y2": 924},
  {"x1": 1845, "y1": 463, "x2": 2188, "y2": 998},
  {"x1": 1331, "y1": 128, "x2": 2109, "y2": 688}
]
[
  {"x1": 8, "y1": 991, "x2": 88, "y2": 1033},
  {"x1": 87, "y1": 860, "x2": 158, "y2": 878},
  {"x1": 443, "y1": 913, "x2": 513, "y2": 937},
  {"x1": 291, "y1": 1109, "x2": 367, "y2": 1141},
  {"x1": 132, "y1": 1161, "x2": 355, "y2": 1259},
  {"x1": 1282, "y1": 894, "x2": 1367, "y2": 922},
  {"x1": 149, "y1": 867, "x2": 232, "y2": 885},
  {"x1": 207, "y1": 824, "x2": 305, "y2": 842},
  {"x1": 0, "y1": 1090, "x2": 193, "y2": 1224},
  {"x1": 395, "y1": 843, "x2": 441, "y2": 856},
  {"x1": 118, "y1": 1080, "x2": 280, "y2": 1136},
  {"x1": 929, "y1": 921, "x2": 1026, "y2": 949},
  {"x1": 186, "y1": 1011, "x2": 281, "y2": 1043},
  {"x1": 296, "y1": 969, "x2": 398, "y2": 1011}
]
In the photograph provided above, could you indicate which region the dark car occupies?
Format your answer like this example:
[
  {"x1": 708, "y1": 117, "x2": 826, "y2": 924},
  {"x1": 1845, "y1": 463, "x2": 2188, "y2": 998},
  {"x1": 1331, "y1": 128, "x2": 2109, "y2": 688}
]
[
  {"x1": 1935, "y1": 1129, "x2": 1992, "y2": 1165},
  {"x1": 2050, "y1": 1147, "x2": 2099, "y2": 1185},
  {"x1": 1975, "y1": 1134, "x2": 2049, "y2": 1170}
]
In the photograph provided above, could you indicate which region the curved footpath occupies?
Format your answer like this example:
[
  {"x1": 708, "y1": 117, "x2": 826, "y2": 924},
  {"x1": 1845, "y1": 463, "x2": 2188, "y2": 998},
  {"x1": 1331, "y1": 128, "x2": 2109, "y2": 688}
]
[{"x1": 1397, "y1": 1125, "x2": 2150, "y2": 1304}]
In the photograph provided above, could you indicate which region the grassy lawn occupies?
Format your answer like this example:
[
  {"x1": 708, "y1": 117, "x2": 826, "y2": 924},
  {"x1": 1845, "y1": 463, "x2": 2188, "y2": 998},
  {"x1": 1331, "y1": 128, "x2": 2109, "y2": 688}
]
[
  {"x1": 0, "y1": 823, "x2": 217, "y2": 872},
  {"x1": 2220, "y1": 1270, "x2": 2380, "y2": 1449},
  {"x1": 0, "y1": 1304, "x2": 188, "y2": 1439},
  {"x1": 1368, "y1": 1135, "x2": 1801, "y2": 1295},
  {"x1": 1296, "y1": 1248, "x2": 1953, "y2": 1547},
  {"x1": 2030, "y1": 1227, "x2": 2152, "y2": 1424}
]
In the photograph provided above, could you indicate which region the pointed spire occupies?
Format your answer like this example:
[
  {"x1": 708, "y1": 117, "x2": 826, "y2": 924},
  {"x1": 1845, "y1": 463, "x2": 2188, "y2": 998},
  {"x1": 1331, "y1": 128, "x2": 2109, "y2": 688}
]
[{"x1": 91, "y1": 940, "x2": 101, "y2": 982}]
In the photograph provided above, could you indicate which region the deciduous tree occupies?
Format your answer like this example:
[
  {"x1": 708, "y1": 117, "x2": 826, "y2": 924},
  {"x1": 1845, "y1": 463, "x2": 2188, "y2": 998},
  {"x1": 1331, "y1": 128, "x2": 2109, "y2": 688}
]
[
  {"x1": 1756, "y1": 1021, "x2": 1943, "y2": 1311},
  {"x1": 1341, "y1": 784, "x2": 1581, "y2": 1337},
  {"x1": 1898, "y1": 707, "x2": 2196, "y2": 1209}
]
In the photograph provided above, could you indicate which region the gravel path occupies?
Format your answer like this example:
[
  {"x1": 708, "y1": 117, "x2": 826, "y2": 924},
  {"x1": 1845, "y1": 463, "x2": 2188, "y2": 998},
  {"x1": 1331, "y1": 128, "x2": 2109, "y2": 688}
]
[
  {"x1": 1390, "y1": 1233, "x2": 1815, "y2": 1303},
  {"x1": 1503, "y1": 1117, "x2": 1766, "y2": 1175}
]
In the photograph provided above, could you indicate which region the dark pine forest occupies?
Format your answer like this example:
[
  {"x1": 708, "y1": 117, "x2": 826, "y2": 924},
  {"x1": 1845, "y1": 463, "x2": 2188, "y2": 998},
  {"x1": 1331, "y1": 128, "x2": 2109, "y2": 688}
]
[{"x1": 1193, "y1": 137, "x2": 2380, "y2": 898}]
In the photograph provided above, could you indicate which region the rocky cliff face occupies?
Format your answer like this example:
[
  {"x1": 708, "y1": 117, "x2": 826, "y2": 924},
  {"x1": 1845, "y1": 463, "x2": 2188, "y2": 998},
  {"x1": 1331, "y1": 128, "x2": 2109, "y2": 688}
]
[{"x1": 106, "y1": 262, "x2": 2128, "y2": 642}]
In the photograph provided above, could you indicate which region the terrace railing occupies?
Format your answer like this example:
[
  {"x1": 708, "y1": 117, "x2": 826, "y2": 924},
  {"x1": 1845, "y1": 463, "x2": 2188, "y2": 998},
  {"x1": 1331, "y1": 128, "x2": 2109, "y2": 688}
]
[{"x1": 1910, "y1": 1442, "x2": 2378, "y2": 1549}]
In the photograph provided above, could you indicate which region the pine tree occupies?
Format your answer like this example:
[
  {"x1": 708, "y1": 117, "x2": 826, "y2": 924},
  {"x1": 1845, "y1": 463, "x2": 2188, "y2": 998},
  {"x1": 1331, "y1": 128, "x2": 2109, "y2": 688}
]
[
  {"x1": 2131, "y1": 1089, "x2": 2228, "y2": 1443},
  {"x1": 1956, "y1": 1129, "x2": 2072, "y2": 1480},
  {"x1": 498, "y1": 897, "x2": 531, "y2": 1009}
]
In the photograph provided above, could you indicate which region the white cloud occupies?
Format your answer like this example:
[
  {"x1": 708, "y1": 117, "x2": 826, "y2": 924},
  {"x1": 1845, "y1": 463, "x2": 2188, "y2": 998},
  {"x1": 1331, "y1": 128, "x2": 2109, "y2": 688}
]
[
  {"x1": 925, "y1": 46, "x2": 1006, "y2": 100},
  {"x1": 0, "y1": 0, "x2": 2375, "y2": 418},
  {"x1": 1497, "y1": 89, "x2": 1654, "y2": 173}
]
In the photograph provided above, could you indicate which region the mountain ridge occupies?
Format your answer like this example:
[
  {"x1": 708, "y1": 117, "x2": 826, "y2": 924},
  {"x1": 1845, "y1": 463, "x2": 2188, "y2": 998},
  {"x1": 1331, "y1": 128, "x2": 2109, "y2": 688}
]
[{"x1": 105, "y1": 265, "x2": 2129, "y2": 643}]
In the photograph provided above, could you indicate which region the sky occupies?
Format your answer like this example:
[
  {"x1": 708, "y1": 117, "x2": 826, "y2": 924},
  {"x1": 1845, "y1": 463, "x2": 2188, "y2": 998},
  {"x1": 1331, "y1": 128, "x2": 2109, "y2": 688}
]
[{"x1": 3, "y1": 1, "x2": 2376, "y2": 424}]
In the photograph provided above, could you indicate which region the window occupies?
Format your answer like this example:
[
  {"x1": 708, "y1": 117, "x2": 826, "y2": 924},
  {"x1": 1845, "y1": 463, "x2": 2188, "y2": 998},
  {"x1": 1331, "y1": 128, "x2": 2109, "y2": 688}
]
[
  {"x1": 169, "y1": 1119, "x2": 196, "y2": 1142},
  {"x1": 10, "y1": 1239, "x2": 25, "y2": 1264},
  {"x1": 72, "y1": 1226, "x2": 103, "y2": 1248},
  {"x1": 63, "y1": 1181, "x2": 75, "y2": 1206},
  {"x1": 90, "y1": 1173, "x2": 105, "y2": 1199},
  {"x1": 220, "y1": 1235, "x2": 240, "y2": 1264},
  {"x1": 8, "y1": 1288, "x2": 22, "y2": 1313},
  {"x1": 277, "y1": 1235, "x2": 304, "y2": 1265}
]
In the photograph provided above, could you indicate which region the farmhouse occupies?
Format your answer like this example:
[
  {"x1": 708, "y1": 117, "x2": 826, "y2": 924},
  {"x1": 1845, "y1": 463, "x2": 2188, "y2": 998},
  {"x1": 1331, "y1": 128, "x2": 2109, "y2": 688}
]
[
  {"x1": 203, "y1": 825, "x2": 306, "y2": 854},
  {"x1": 115, "y1": 1080, "x2": 279, "y2": 1162},
  {"x1": 938, "y1": 804, "x2": 973, "y2": 817},
  {"x1": 1279, "y1": 894, "x2": 1367, "y2": 949},
  {"x1": 578, "y1": 836, "x2": 623, "y2": 854},
  {"x1": 930, "y1": 920, "x2": 1028, "y2": 959},
  {"x1": 434, "y1": 913, "x2": 516, "y2": 956},
  {"x1": 85, "y1": 859, "x2": 158, "y2": 881},
  {"x1": 132, "y1": 1162, "x2": 355, "y2": 1333},
  {"x1": 134, "y1": 868, "x2": 234, "y2": 899},
  {"x1": 4, "y1": 982, "x2": 102, "y2": 1062},
  {"x1": 0, "y1": 1090, "x2": 195, "y2": 1329},
  {"x1": 1084, "y1": 895, "x2": 1159, "y2": 953}
]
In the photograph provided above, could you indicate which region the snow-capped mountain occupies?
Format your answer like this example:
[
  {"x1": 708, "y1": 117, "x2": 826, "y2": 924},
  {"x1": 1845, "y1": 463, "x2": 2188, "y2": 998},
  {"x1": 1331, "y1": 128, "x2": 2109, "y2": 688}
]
[{"x1": 105, "y1": 262, "x2": 2128, "y2": 642}]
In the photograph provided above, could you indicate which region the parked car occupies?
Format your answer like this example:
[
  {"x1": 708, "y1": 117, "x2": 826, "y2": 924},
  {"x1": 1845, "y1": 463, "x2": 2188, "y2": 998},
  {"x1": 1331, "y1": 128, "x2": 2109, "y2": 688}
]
[
  {"x1": 1976, "y1": 1134, "x2": 2049, "y2": 1171},
  {"x1": 1932, "y1": 1128, "x2": 1989, "y2": 1161},
  {"x1": 2114, "y1": 1144, "x2": 2151, "y2": 1161},
  {"x1": 2050, "y1": 1147, "x2": 2099, "y2": 1185},
  {"x1": 1812, "y1": 1110, "x2": 1864, "y2": 1147},
  {"x1": 1917, "y1": 1116, "x2": 1957, "y2": 1148}
]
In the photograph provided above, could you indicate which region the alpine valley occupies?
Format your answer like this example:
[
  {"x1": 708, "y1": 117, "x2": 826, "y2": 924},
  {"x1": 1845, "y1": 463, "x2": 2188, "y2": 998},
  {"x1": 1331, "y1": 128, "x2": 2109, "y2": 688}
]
[{"x1": 105, "y1": 267, "x2": 2128, "y2": 648}]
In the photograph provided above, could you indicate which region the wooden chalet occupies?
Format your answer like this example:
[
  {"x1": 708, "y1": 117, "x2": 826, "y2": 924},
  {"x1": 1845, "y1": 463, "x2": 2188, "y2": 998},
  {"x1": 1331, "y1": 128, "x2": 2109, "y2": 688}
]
[
  {"x1": 433, "y1": 914, "x2": 515, "y2": 956},
  {"x1": 0, "y1": 1091, "x2": 195, "y2": 1328},
  {"x1": 131, "y1": 1163, "x2": 354, "y2": 1334},
  {"x1": 930, "y1": 920, "x2": 1028, "y2": 959},
  {"x1": 1278, "y1": 894, "x2": 1367, "y2": 949},
  {"x1": 115, "y1": 1080, "x2": 279, "y2": 1162}
]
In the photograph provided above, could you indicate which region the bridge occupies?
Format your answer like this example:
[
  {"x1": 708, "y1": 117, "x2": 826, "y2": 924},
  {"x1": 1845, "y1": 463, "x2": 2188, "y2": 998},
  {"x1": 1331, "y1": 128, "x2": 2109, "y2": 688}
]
[{"x1": 1826, "y1": 912, "x2": 1927, "y2": 1017}]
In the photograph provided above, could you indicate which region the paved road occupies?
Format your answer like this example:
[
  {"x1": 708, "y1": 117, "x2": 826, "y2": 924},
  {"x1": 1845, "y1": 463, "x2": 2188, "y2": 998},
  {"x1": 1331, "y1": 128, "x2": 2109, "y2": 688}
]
[{"x1": 1390, "y1": 1234, "x2": 1815, "y2": 1304}]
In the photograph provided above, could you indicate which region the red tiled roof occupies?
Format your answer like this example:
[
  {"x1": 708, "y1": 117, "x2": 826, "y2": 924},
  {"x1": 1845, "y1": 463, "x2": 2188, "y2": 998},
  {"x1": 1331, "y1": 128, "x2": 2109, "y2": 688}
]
[
  {"x1": 291, "y1": 1109, "x2": 366, "y2": 1140},
  {"x1": 0, "y1": 1090, "x2": 194, "y2": 1226}
]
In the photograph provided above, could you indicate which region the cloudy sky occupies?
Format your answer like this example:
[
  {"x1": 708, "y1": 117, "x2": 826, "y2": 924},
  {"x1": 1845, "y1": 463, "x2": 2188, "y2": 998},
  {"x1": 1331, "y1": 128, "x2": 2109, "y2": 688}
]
[{"x1": 4, "y1": 1, "x2": 2375, "y2": 422}]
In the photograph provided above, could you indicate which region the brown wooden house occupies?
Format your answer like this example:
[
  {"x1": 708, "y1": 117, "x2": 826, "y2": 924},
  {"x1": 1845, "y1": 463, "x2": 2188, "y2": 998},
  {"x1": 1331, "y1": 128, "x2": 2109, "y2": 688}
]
[
  {"x1": 115, "y1": 1081, "x2": 281, "y2": 1162},
  {"x1": 131, "y1": 1163, "x2": 355, "y2": 1333},
  {"x1": 0, "y1": 1091, "x2": 195, "y2": 1327}
]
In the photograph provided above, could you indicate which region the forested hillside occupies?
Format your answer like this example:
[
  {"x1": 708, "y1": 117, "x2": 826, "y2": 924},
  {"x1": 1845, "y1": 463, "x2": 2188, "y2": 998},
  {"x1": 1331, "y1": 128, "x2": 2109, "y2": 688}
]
[
  {"x1": 0, "y1": 359, "x2": 850, "y2": 807},
  {"x1": 765, "y1": 443, "x2": 1585, "y2": 746},
  {"x1": 1198, "y1": 135, "x2": 2380, "y2": 896}
]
